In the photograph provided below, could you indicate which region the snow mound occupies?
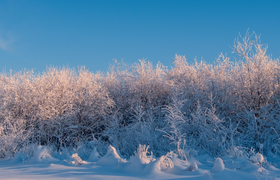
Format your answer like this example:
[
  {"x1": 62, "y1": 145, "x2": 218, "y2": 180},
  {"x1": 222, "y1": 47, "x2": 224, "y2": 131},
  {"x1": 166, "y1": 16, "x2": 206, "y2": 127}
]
[
  {"x1": 87, "y1": 147, "x2": 100, "y2": 162},
  {"x1": 159, "y1": 151, "x2": 199, "y2": 172},
  {"x1": 187, "y1": 161, "x2": 198, "y2": 171},
  {"x1": 28, "y1": 145, "x2": 58, "y2": 164},
  {"x1": 255, "y1": 153, "x2": 264, "y2": 164},
  {"x1": 2, "y1": 153, "x2": 280, "y2": 179},
  {"x1": 250, "y1": 155, "x2": 258, "y2": 163},
  {"x1": 211, "y1": 157, "x2": 225, "y2": 173},
  {"x1": 127, "y1": 144, "x2": 155, "y2": 173},
  {"x1": 171, "y1": 152, "x2": 190, "y2": 170},
  {"x1": 250, "y1": 153, "x2": 264, "y2": 164},
  {"x1": 70, "y1": 153, "x2": 87, "y2": 165},
  {"x1": 143, "y1": 158, "x2": 162, "y2": 174},
  {"x1": 143, "y1": 151, "x2": 197, "y2": 176},
  {"x1": 158, "y1": 152, "x2": 174, "y2": 171},
  {"x1": 97, "y1": 145, "x2": 127, "y2": 165},
  {"x1": 10, "y1": 152, "x2": 25, "y2": 164}
]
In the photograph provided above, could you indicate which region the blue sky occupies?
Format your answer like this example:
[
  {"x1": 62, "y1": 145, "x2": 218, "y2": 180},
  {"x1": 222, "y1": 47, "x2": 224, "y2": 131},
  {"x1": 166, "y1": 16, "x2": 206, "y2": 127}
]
[{"x1": 0, "y1": 0, "x2": 279, "y2": 73}]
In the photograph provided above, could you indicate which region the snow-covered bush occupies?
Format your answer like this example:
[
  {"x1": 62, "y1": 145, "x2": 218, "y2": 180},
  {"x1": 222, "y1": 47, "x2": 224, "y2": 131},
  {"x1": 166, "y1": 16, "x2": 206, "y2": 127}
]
[
  {"x1": 250, "y1": 152, "x2": 264, "y2": 166},
  {"x1": 0, "y1": 31, "x2": 280, "y2": 160},
  {"x1": 127, "y1": 144, "x2": 155, "y2": 172},
  {"x1": 130, "y1": 144, "x2": 155, "y2": 164},
  {"x1": 158, "y1": 93, "x2": 187, "y2": 159},
  {"x1": 0, "y1": 116, "x2": 31, "y2": 158},
  {"x1": 70, "y1": 153, "x2": 86, "y2": 165},
  {"x1": 158, "y1": 151, "x2": 174, "y2": 170}
]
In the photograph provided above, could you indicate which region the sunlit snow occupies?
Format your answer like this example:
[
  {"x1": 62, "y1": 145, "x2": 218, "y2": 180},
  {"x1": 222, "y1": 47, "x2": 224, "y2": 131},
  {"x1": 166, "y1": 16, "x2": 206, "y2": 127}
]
[{"x1": 0, "y1": 145, "x2": 280, "y2": 180}]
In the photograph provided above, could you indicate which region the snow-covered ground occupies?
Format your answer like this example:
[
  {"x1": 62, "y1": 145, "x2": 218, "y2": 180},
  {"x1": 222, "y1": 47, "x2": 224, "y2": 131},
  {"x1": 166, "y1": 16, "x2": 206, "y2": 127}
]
[{"x1": 1, "y1": 145, "x2": 280, "y2": 180}]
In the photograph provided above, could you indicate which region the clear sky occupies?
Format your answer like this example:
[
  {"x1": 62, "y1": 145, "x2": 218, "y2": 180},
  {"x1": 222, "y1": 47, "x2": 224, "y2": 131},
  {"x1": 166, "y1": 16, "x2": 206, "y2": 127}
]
[{"x1": 0, "y1": 0, "x2": 280, "y2": 73}]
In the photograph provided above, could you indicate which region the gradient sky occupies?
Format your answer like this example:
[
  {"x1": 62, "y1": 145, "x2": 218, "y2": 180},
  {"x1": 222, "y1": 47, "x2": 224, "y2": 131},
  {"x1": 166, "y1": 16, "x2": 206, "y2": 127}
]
[{"x1": 0, "y1": 0, "x2": 279, "y2": 73}]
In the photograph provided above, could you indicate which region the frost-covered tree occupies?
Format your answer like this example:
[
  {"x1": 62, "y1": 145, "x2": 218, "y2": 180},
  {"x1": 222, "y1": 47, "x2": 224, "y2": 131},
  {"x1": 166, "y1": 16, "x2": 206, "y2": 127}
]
[
  {"x1": 159, "y1": 92, "x2": 187, "y2": 159},
  {"x1": 73, "y1": 67, "x2": 113, "y2": 143},
  {"x1": 0, "y1": 31, "x2": 280, "y2": 159}
]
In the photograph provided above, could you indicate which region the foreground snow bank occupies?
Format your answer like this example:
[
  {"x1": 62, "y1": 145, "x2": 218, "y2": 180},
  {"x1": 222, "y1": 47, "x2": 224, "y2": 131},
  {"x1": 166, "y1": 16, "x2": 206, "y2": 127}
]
[{"x1": 1, "y1": 145, "x2": 280, "y2": 180}]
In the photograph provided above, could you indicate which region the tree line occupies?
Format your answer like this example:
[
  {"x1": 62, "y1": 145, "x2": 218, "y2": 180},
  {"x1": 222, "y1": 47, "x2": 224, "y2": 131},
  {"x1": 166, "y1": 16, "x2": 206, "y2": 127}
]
[{"x1": 1, "y1": 32, "x2": 280, "y2": 159}]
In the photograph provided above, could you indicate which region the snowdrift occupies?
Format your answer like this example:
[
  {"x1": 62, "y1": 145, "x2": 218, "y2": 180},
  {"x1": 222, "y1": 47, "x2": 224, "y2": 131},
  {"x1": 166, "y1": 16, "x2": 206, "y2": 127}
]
[
  {"x1": 0, "y1": 145, "x2": 280, "y2": 179},
  {"x1": 96, "y1": 145, "x2": 127, "y2": 166},
  {"x1": 27, "y1": 145, "x2": 59, "y2": 164}
]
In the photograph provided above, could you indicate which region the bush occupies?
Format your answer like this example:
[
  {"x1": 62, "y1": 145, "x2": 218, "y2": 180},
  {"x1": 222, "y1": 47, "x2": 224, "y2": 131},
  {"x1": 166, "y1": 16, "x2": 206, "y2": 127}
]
[{"x1": 0, "y1": 32, "x2": 279, "y2": 158}]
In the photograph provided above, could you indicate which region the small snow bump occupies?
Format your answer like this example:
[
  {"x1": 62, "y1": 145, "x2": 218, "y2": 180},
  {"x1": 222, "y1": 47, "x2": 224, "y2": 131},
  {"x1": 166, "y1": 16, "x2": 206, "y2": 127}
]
[{"x1": 211, "y1": 158, "x2": 225, "y2": 173}]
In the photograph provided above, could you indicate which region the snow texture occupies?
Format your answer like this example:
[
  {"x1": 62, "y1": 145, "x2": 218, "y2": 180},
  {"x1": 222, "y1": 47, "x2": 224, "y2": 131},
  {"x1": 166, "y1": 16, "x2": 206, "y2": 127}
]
[
  {"x1": 1, "y1": 33, "x2": 280, "y2": 179},
  {"x1": 1, "y1": 146, "x2": 280, "y2": 180}
]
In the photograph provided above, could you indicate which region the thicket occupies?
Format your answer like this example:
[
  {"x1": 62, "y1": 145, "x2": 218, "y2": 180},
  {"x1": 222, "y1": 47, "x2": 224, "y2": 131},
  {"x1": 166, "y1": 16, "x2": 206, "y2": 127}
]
[{"x1": 1, "y1": 32, "x2": 280, "y2": 159}]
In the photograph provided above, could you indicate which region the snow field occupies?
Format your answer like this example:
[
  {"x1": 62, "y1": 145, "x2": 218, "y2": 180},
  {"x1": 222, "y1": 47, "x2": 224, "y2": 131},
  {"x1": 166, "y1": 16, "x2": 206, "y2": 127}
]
[{"x1": 0, "y1": 145, "x2": 280, "y2": 180}]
